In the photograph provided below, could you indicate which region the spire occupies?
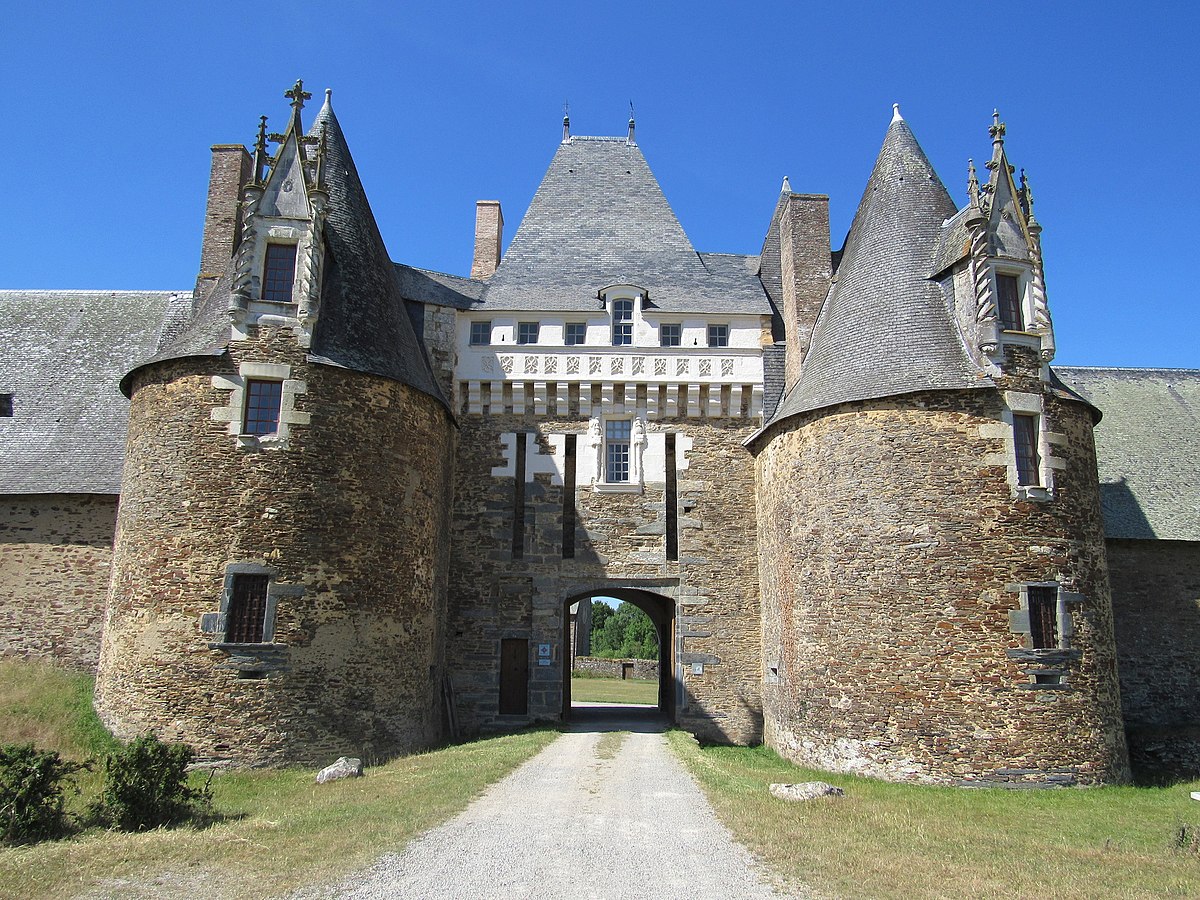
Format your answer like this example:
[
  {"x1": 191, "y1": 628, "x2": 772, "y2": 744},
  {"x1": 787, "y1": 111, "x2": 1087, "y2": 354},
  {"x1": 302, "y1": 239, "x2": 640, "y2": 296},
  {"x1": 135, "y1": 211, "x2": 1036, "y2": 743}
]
[
  {"x1": 986, "y1": 108, "x2": 1006, "y2": 170},
  {"x1": 563, "y1": 101, "x2": 570, "y2": 142},
  {"x1": 964, "y1": 158, "x2": 984, "y2": 227},
  {"x1": 252, "y1": 115, "x2": 270, "y2": 185},
  {"x1": 627, "y1": 101, "x2": 636, "y2": 143}
]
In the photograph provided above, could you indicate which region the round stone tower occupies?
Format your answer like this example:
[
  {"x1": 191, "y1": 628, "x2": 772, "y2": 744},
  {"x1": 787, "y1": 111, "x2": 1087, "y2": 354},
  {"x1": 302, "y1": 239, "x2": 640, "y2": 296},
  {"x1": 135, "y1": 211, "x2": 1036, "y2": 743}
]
[
  {"x1": 95, "y1": 85, "x2": 455, "y2": 766},
  {"x1": 751, "y1": 110, "x2": 1128, "y2": 785}
]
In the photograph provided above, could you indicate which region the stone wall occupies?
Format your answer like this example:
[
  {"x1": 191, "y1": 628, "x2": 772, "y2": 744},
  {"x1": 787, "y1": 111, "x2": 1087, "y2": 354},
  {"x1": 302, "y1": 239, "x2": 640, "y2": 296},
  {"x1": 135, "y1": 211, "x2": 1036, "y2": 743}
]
[
  {"x1": 96, "y1": 328, "x2": 454, "y2": 766},
  {"x1": 0, "y1": 494, "x2": 116, "y2": 671},
  {"x1": 422, "y1": 304, "x2": 458, "y2": 402},
  {"x1": 1109, "y1": 537, "x2": 1200, "y2": 779},
  {"x1": 445, "y1": 411, "x2": 763, "y2": 744},
  {"x1": 754, "y1": 389, "x2": 1129, "y2": 785},
  {"x1": 573, "y1": 656, "x2": 660, "y2": 680}
]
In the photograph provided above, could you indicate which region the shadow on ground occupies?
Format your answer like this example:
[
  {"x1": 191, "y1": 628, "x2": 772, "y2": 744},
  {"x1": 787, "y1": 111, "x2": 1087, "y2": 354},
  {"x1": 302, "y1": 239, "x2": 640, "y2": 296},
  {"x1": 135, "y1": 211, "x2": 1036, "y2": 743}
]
[{"x1": 565, "y1": 704, "x2": 670, "y2": 734}]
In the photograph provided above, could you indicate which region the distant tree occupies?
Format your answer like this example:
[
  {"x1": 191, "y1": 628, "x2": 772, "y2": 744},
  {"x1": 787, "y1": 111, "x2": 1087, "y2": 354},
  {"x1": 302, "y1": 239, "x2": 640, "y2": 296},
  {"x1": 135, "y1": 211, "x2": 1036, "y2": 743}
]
[{"x1": 589, "y1": 601, "x2": 658, "y2": 660}]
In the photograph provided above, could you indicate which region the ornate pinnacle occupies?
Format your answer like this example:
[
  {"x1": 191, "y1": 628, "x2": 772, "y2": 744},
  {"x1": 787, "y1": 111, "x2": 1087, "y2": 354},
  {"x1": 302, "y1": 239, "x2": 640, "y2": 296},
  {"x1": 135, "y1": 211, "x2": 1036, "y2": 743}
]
[
  {"x1": 967, "y1": 159, "x2": 980, "y2": 201},
  {"x1": 1021, "y1": 168, "x2": 1041, "y2": 232},
  {"x1": 252, "y1": 115, "x2": 270, "y2": 184},
  {"x1": 989, "y1": 108, "x2": 1006, "y2": 145}
]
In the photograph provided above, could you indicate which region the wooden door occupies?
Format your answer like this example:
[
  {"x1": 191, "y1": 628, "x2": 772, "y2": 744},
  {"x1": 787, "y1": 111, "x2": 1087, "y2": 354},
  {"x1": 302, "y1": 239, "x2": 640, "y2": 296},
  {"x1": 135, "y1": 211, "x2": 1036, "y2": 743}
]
[{"x1": 499, "y1": 638, "x2": 529, "y2": 715}]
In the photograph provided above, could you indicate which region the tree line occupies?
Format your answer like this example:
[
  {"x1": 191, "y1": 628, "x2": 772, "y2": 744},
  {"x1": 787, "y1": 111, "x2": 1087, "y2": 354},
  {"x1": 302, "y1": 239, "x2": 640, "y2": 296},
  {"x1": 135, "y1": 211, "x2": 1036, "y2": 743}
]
[{"x1": 588, "y1": 600, "x2": 658, "y2": 660}]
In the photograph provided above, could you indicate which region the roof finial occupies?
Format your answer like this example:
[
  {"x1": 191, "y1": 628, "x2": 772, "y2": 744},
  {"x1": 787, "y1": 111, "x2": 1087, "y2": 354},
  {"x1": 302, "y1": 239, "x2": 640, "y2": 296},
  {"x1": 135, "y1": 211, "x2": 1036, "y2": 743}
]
[
  {"x1": 284, "y1": 79, "x2": 311, "y2": 135},
  {"x1": 1021, "y1": 168, "x2": 1040, "y2": 231},
  {"x1": 563, "y1": 100, "x2": 570, "y2": 142},
  {"x1": 628, "y1": 100, "x2": 636, "y2": 143},
  {"x1": 781, "y1": 175, "x2": 793, "y2": 193},
  {"x1": 892, "y1": 103, "x2": 903, "y2": 123},
  {"x1": 324, "y1": 87, "x2": 332, "y2": 105},
  {"x1": 989, "y1": 108, "x2": 1006, "y2": 147},
  {"x1": 966, "y1": 159, "x2": 980, "y2": 201}
]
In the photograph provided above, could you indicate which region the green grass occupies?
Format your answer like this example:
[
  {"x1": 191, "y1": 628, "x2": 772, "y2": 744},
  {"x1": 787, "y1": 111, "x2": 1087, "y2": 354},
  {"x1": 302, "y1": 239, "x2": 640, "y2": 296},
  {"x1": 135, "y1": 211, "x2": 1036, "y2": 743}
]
[
  {"x1": 668, "y1": 731, "x2": 1200, "y2": 899},
  {"x1": 570, "y1": 674, "x2": 658, "y2": 706},
  {"x1": 0, "y1": 658, "x2": 559, "y2": 898}
]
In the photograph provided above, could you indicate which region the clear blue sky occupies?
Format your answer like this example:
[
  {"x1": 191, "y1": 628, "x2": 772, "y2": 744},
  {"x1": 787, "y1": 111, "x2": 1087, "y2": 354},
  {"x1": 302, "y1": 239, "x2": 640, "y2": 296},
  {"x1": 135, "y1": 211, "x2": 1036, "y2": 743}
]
[{"x1": 4, "y1": 1, "x2": 1195, "y2": 368}]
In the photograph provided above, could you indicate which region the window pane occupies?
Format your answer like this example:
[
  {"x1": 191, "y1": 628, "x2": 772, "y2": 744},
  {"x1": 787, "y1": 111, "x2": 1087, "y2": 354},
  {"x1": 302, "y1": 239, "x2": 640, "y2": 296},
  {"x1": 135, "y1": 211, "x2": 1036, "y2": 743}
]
[
  {"x1": 565, "y1": 323, "x2": 586, "y2": 345},
  {"x1": 517, "y1": 322, "x2": 540, "y2": 345},
  {"x1": 605, "y1": 420, "x2": 631, "y2": 483},
  {"x1": 660, "y1": 324, "x2": 681, "y2": 347},
  {"x1": 1013, "y1": 414, "x2": 1040, "y2": 486},
  {"x1": 226, "y1": 574, "x2": 269, "y2": 643},
  {"x1": 708, "y1": 324, "x2": 728, "y2": 347},
  {"x1": 470, "y1": 321, "x2": 492, "y2": 345},
  {"x1": 613, "y1": 300, "x2": 633, "y2": 321},
  {"x1": 244, "y1": 380, "x2": 283, "y2": 436},
  {"x1": 1028, "y1": 586, "x2": 1058, "y2": 649},
  {"x1": 997, "y1": 274, "x2": 1023, "y2": 331},
  {"x1": 262, "y1": 244, "x2": 297, "y2": 303},
  {"x1": 612, "y1": 323, "x2": 632, "y2": 346}
]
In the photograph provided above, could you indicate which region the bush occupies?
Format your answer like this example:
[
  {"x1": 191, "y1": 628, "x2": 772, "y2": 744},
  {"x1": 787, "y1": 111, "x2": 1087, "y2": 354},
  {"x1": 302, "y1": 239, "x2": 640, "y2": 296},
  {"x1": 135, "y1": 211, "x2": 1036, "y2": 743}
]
[
  {"x1": 95, "y1": 735, "x2": 210, "y2": 831},
  {"x1": 0, "y1": 743, "x2": 83, "y2": 844}
]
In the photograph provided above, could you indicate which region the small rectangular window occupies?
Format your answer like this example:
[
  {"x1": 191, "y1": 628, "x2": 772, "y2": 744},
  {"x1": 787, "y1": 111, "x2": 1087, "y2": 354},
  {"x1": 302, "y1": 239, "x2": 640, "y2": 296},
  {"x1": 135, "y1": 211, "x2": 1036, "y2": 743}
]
[
  {"x1": 1028, "y1": 586, "x2": 1058, "y2": 649},
  {"x1": 612, "y1": 300, "x2": 633, "y2": 346},
  {"x1": 1013, "y1": 414, "x2": 1040, "y2": 486},
  {"x1": 517, "y1": 322, "x2": 540, "y2": 345},
  {"x1": 470, "y1": 321, "x2": 492, "y2": 346},
  {"x1": 660, "y1": 324, "x2": 681, "y2": 347},
  {"x1": 0, "y1": 394, "x2": 12, "y2": 417},
  {"x1": 226, "y1": 574, "x2": 269, "y2": 643},
  {"x1": 244, "y1": 380, "x2": 283, "y2": 436},
  {"x1": 605, "y1": 419, "x2": 631, "y2": 483},
  {"x1": 707, "y1": 324, "x2": 729, "y2": 347},
  {"x1": 262, "y1": 244, "x2": 298, "y2": 304},
  {"x1": 997, "y1": 274, "x2": 1023, "y2": 331},
  {"x1": 565, "y1": 323, "x2": 587, "y2": 346}
]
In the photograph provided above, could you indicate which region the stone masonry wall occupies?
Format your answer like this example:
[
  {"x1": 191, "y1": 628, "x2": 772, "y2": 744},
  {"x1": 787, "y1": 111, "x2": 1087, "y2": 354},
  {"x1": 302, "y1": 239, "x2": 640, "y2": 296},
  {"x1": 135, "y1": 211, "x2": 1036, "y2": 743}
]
[
  {"x1": 446, "y1": 412, "x2": 762, "y2": 744},
  {"x1": 422, "y1": 304, "x2": 458, "y2": 402},
  {"x1": 755, "y1": 389, "x2": 1129, "y2": 785},
  {"x1": 96, "y1": 329, "x2": 454, "y2": 766},
  {"x1": 573, "y1": 656, "x2": 660, "y2": 680},
  {"x1": 0, "y1": 494, "x2": 117, "y2": 671},
  {"x1": 1109, "y1": 537, "x2": 1200, "y2": 779}
]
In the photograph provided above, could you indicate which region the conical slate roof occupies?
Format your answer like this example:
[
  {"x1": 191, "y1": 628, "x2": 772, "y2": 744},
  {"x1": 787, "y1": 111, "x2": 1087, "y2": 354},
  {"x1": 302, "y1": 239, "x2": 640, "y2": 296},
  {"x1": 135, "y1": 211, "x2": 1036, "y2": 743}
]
[
  {"x1": 123, "y1": 96, "x2": 446, "y2": 410},
  {"x1": 481, "y1": 136, "x2": 769, "y2": 314},
  {"x1": 767, "y1": 113, "x2": 989, "y2": 424}
]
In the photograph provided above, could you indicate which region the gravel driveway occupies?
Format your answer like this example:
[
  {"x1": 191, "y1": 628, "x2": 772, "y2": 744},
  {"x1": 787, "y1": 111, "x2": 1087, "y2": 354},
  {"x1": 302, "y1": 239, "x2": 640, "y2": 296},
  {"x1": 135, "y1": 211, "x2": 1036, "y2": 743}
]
[{"x1": 313, "y1": 711, "x2": 803, "y2": 899}]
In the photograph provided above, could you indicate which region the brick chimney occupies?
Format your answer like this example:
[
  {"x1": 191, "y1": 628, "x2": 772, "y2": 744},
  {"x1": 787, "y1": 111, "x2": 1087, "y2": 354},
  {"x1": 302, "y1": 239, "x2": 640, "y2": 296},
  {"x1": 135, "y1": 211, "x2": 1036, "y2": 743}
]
[
  {"x1": 779, "y1": 193, "x2": 832, "y2": 390},
  {"x1": 470, "y1": 200, "x2": 503, "y2": 280},
  {"x1": 196, "y1": 144, "x2": 253, "y2": 297}
]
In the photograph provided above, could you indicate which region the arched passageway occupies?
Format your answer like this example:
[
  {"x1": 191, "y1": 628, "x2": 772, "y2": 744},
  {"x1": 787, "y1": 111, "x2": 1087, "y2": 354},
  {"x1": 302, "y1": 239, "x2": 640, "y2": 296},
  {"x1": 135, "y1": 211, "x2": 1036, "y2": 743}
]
[{"x1": 561, "y1": 588, "x2": 675, "y2": 721}]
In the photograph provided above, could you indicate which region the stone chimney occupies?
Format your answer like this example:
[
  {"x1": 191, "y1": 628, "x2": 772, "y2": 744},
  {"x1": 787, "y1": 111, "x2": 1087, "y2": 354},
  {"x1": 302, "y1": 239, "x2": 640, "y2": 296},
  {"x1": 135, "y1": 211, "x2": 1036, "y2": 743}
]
[
  {"x1": 196, "y1": 144, "x2": 253, "y2": 297},
  {"x1": 471, "y1": 200, "x2": 504, "y2": 280},
  {"x1": 779, "y1": 193, "x2": 832, "y2": 390}
]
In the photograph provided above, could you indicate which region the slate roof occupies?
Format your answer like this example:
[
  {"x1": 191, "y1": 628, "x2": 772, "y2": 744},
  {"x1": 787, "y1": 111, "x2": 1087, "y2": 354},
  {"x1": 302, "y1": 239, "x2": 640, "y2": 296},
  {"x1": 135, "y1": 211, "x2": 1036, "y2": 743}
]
[
  {"x1": 394, "y1": 264, "x2": 484, "y2": 309},
  {"x1": 0, "y1": 290, "x2": 174, "y2": 494},
  {"x1": 125, "y1": 96, "x2": 447, "y2": 410},
  {"x1": 1055, "y1": 367, "x2": 1200, "y2": 541},
  {"x1": 480, "y1": 137, "x2": 771, "y2": 315},
  {"x1": 765, "y1": 116, "x2": 990, "y2": 427}
]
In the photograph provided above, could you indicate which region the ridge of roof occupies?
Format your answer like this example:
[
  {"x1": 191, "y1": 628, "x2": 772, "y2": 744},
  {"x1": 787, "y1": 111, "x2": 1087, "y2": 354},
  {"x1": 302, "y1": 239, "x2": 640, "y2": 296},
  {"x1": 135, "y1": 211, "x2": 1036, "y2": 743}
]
[{"x1": 762, "y1": 114, "x2": 989, "y2": 428}]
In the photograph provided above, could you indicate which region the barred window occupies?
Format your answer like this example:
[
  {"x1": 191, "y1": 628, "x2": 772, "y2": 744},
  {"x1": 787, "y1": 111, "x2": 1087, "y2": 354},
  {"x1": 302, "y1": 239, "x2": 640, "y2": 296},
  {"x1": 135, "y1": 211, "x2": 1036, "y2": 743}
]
[
  {"x1": 1013, "y1": 414, "x2": 1040, "y2": 486},
  {"x1": 244, "y1": 380, "x2": 283, "y2": 436},
  {"x1": 612, "y1": 300, "x2": 633, "y2": 346},
  {"x1": 226, "y1": 574, "x2": 269, "y2": 643},
  {"x1": 1028, "y1": 585, "x2": 1058, "y2": 649},
  {"x1": 565, "y1": 323, "x2": 587, "y2": 346},
  {"x1": 707, "y1": 324, "x2": 729, "y2": 347},
  {"x1": 605, "y1": 419, "x2": 632, "y2": 483},
  {"x1": 997, "y1": 274, "x2": 1023, "y2": 331},
  {"x1": 659, "y1": 324, "x2": 681, "y2": 347},
  {"x1": 262, "y1": 244, "x2": 297, "y2": 303}
]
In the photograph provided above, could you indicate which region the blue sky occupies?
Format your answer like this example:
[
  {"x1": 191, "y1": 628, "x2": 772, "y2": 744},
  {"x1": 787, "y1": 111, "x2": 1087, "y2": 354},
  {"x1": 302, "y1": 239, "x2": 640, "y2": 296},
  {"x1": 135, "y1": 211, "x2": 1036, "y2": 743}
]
[{"x1": 4, "y1": 1, "x2": 1195, "y2": 368}]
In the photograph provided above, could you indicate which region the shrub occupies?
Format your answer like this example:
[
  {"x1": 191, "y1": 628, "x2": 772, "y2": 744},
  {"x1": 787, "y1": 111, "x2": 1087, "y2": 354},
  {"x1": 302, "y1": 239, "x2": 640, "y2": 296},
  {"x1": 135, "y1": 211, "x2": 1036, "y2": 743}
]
[
  {"x1": 0, "y1": 743, "x2": 83, "y2": 844},
  {"x1": 95, "y1": 735, "x2": 210, "y2": 831}
]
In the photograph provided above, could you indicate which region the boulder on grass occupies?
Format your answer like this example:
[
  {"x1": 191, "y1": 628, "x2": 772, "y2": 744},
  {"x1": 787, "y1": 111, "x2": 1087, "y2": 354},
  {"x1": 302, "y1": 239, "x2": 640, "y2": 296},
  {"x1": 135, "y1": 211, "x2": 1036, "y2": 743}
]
[
  {"x1": 316, "y1": 757, "x2": 363, "y2": 784},
  {"x1": 769, "y1": 781, "x2": 844, "y2": 801}
]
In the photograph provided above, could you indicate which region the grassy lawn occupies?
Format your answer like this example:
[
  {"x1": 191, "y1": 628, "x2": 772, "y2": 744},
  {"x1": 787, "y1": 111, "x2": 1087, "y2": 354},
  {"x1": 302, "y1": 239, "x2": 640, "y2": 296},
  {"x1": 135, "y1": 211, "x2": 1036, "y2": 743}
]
[
  {"x1": 570, "y1": 674, "x2": 658, "y2": 705},
  {"x1": 0, "y1": 659, "x2": 558, "y2": 899},
  {"x1": 669, "y1": 731, "x2": 1200, "y2": 899}
]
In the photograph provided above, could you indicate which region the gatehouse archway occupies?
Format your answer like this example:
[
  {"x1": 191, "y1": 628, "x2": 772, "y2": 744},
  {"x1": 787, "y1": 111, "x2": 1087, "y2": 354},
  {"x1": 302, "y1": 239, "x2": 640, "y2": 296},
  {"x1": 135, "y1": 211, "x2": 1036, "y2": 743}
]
[{"x1": 561, "y1": 588, "x2": 676, "y2": 721}]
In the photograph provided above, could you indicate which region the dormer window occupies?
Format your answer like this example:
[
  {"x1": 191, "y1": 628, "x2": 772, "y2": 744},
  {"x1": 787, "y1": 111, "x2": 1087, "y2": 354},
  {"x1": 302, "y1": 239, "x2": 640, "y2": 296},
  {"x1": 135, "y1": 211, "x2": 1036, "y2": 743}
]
[
  {"x1": 611, "y1": 300, "x2": 633, "y2": 346},
  {"x1": 997, "y1": 273, "x2": 1023, "y2": 331},
  {"x1": 262, "y1": 243, "x2": 298, "y2": 303}
]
